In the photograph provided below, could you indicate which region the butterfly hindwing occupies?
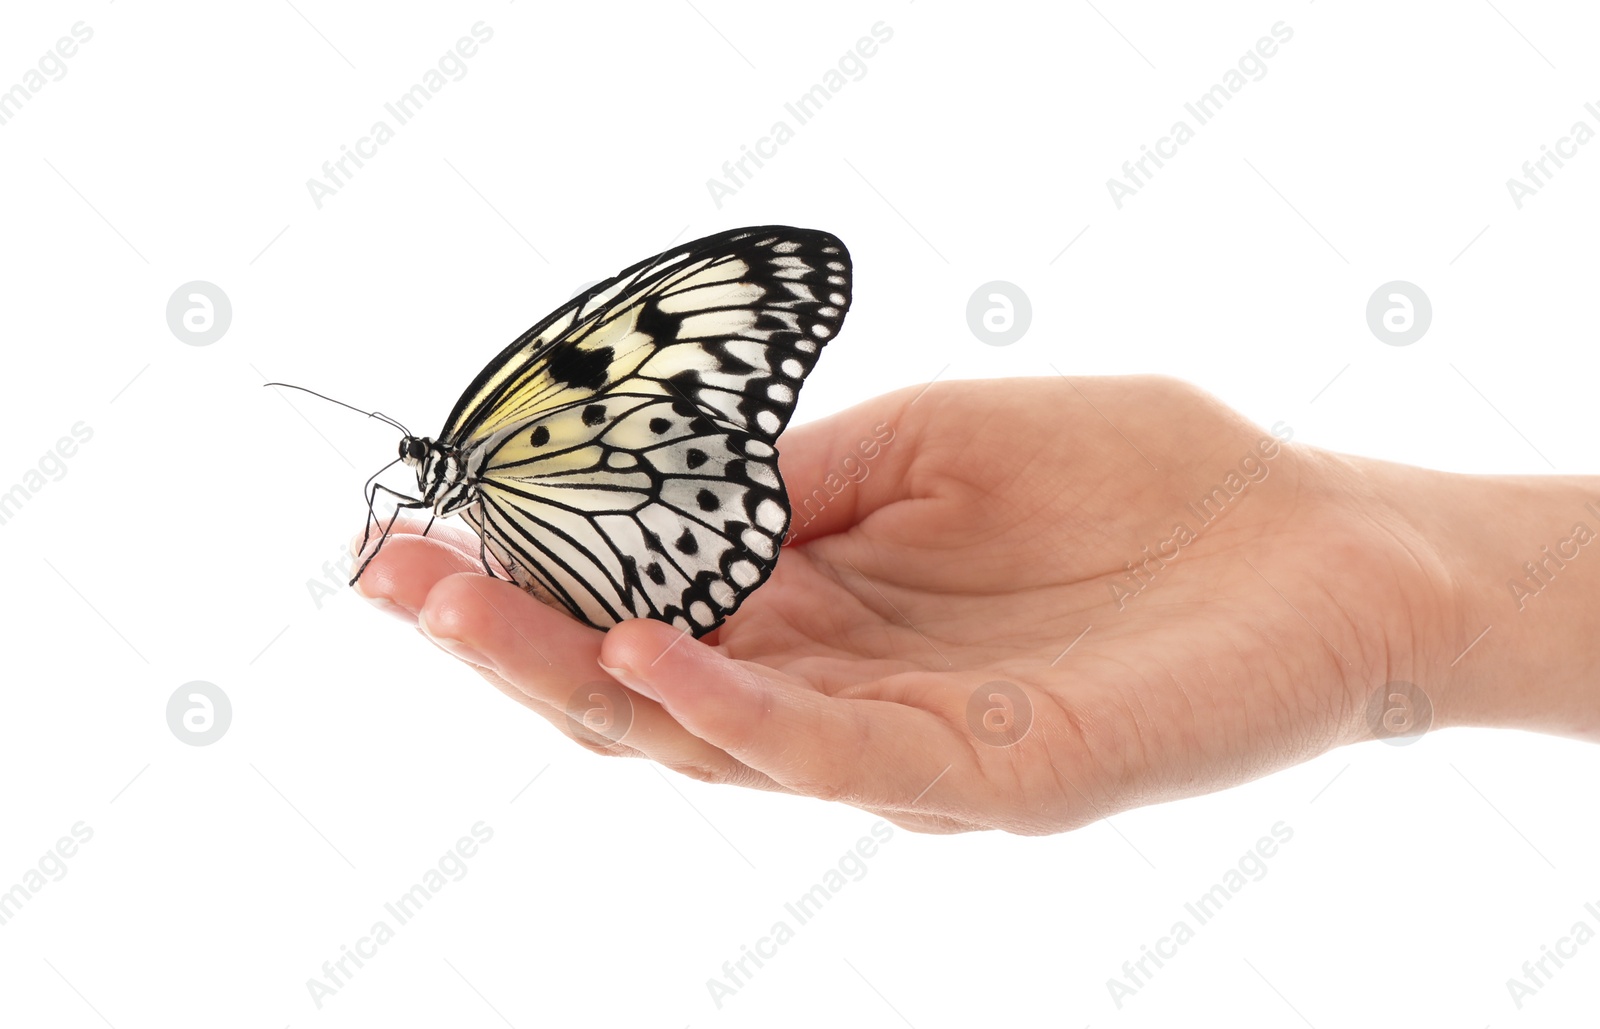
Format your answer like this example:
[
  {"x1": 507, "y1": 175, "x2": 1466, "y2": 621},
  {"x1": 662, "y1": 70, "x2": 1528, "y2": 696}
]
[{"x1": 461, "y1": 394, "x2": 789, "y2": 634}]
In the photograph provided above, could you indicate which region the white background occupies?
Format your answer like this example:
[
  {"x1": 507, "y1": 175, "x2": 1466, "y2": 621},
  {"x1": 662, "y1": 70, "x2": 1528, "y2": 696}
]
[{"x1": 1, "y1": 1, "x2": 1597, "y2": 1025}]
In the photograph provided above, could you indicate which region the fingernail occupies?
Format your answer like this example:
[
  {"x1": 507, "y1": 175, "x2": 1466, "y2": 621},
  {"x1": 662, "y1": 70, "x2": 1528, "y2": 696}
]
[
  {"x1": 348, "y1": 570, "x2": 416, "y2": 623},
  {"x1": 599, "y1": 662, "x2": 663, "y2": 705},
  {"x1": 418, "y1": 613, "x2": 493, "y2": 669}
]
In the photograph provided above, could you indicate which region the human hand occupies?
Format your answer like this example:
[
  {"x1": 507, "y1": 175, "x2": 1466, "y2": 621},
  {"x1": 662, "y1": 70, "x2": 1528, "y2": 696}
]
[{"x1": 352, "y1": 376, "x2": 1600, "y2": 834}]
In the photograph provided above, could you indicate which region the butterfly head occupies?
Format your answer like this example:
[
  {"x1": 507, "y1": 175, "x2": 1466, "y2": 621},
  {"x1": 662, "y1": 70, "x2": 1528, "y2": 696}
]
[{"x1": 398, "y1": 435, "x2": 431, "y2": 468}]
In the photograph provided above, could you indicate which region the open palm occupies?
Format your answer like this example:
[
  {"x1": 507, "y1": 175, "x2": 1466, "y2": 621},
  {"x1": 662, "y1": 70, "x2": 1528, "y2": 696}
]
[{"x1": 357, "y1": 376, "x2": 1450, "y2": 834}]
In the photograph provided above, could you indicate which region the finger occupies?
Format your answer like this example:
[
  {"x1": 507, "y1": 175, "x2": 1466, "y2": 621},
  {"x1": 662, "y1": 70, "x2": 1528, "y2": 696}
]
[
  {"x1": 352, "y1": 528, "x2": 484, "y2": 621},
  {"x1": 419, "y1": 573, "x2": 784, "y2": 791},
  {"x1": 351, "y1": 533, "x2": 581, "y2": 730},
  {"x1": 598, "y1": 617, "x2": 968, "y2": 809},
  {"x1": 350, "y1": 518, "x2": 492, "y2": 593},
  {"x1": 777, "y1": 385, "x2": 918, "y2": 545},
  {"x1": 351, "y1": 516, "x2": 482, "y2": 557},
  {"x1": 862, "y1": 807, "x2": 982, "y2": 835},
  {"x1": 412, "y1": 628, "x2": 616, "y2": 743}
]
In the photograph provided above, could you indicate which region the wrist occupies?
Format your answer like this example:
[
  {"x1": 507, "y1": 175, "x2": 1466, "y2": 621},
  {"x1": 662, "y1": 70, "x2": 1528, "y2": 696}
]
[{"x1": 1381, "y1": 461, "x2": 1600, "y2": 740}]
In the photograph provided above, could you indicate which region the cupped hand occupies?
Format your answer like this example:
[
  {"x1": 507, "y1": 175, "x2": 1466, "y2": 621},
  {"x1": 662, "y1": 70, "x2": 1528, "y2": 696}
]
[{"x1": 353, "y1": 376, "x2": 1464, "y2": 834}]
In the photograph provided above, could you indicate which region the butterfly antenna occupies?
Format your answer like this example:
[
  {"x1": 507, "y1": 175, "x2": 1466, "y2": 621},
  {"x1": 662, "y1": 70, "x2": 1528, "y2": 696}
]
[{"x1": 263, "y1": 382, "x2": 412, "y2": 436}]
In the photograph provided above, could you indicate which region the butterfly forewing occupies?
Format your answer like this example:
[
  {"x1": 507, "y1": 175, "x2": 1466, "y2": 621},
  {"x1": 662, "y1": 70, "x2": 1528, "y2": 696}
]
[
  {"x1": 440, "y1": 227, "x2": 851, "y2": 446},
  {"x1": 440, "y1": 226, "x2": 850, "y2": 636}
]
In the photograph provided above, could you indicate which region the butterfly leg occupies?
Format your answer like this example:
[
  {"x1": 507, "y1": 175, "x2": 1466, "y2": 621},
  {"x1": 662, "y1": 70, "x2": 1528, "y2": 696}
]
[
  {"x1": 357, "y1": 458, "x2": 406, "y2": 560},
  {"x1": 350, "y1": 482, "x2": 430, "y2": 586}
]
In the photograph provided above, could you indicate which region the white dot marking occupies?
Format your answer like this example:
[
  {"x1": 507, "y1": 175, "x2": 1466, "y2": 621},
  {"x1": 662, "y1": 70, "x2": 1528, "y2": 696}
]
[{"x1": 756, "y1": 499, "x2": 785, "y2": 532}]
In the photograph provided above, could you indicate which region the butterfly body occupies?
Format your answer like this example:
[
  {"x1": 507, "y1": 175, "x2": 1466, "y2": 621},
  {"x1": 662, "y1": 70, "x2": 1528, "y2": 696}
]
[
  {"x1": 365, "y1": 226, "x2": 852, "y2": 637},
  {"x1": 399, "y1": 435, "x2": 481, "y2": 517}
]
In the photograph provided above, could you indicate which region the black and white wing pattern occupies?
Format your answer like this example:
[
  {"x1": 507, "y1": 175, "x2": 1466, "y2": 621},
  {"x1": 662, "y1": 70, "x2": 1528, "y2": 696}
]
[{"x1": 436, "y1": 226, "x2": 851, "y2": 636}]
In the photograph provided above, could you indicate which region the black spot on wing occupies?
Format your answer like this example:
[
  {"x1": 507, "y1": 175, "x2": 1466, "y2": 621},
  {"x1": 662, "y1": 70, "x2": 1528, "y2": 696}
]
[
  {"x1": 667, "y1": 369, "x2": 701, "y2": 397},
  {"x1": 546, "y1": 344, "x2": 614, "y2": 391},
  {"x1": 634, "y1": 298, "x2": 680, "y2": 344},
  {"x1": 714, "y1": 345, "x2": 755, "y2": 375}
]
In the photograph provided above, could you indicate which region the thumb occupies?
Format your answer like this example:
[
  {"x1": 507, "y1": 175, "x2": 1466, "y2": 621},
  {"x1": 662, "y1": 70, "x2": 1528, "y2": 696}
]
[
  {"x1": 776, "y1": 387, "x2": 912, "y2": 546},
  {"x1": 597, "y1": 618, "x2": 956, "y2": 807}
]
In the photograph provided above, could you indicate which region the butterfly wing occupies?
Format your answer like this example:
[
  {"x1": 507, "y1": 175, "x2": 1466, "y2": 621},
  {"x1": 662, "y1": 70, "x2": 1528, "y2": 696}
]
[
  {"x1": 460, "y1": 395, "x2": 789, "y2": 634},
  {"x1": 441, "y1": 225, "x2": 851, "y2": 447},
  {"x1": 448, "y1": 226, "x2": 851, "y2": 635}
]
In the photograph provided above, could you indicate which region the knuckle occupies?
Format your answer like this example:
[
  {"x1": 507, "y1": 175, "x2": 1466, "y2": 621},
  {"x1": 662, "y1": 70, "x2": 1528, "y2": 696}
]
[
  {"x1": 785, "y1": 774, "x2": 853, "y2": 804},
  {"x1": 567, "y1": 728, "x2": 636, "y2": 757},
  {"x1": 667, "y1": 760, "x2": 725, "y2": 784}
]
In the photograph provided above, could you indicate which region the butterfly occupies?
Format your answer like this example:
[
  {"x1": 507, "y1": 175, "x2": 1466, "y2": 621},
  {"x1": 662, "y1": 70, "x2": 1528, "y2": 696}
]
[{"x1": 355, "y1": 225, "x2": 852, "y2": 637}]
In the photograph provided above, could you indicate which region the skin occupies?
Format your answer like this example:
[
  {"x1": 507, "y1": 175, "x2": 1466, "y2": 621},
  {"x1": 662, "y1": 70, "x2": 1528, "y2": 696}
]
[{"x1": 353, "y1": 376, "x2": 1600, "y2": 835}]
